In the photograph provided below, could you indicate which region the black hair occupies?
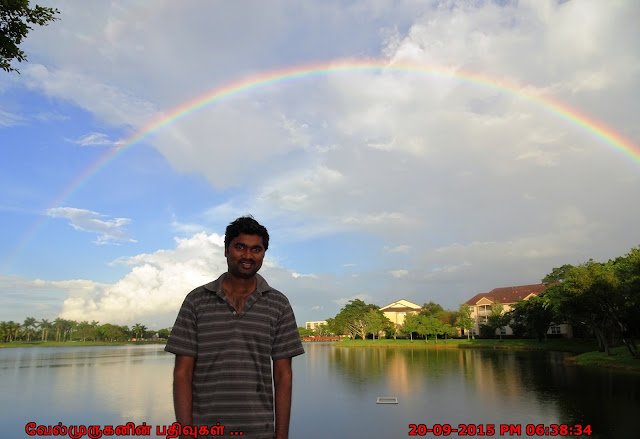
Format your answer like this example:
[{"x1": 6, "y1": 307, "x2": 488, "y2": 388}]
[{"x1": 224, "y1": 215, "x2": 269, "y2": 251}]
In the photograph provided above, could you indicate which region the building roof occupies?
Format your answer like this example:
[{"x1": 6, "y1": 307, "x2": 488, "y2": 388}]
[
  {"x1": 465, "y1": 284, "x2": 549, "y2": 305},
  {"x1": 380, "y1": 299, "x2": 422, "y2": 311}
]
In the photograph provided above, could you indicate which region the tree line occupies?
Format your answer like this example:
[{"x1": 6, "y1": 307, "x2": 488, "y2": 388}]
[
  {"x1": 0, "y1": 318, "x2": 172, "y2": 343},
  {"x1": 302, "y1": 298, "x2": 474, "y2": 344},
  {"x1": 528, "y1": 245, "x2": 640, "y2": 358},
  {"x1": 304, "y1": 245, "x2": 639, "y2": 359}
]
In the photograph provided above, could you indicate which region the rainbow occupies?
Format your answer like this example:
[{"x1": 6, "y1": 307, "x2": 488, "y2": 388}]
[
  {"x1": 3, "y1": 58, "x2": 640, "y2": 273},
  {"x1": 57, "y1": 59, "x2": 640, "y2": 201}
]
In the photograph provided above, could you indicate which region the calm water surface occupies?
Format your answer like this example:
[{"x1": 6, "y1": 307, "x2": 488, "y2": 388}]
[{"x1": 1, "y1": 343, "x2": 638, "y2": 438}]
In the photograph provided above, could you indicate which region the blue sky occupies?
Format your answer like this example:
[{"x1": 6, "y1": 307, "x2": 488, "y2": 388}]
[{"x1": 1, "y1": 0, "x2": 639, "y2": 330}]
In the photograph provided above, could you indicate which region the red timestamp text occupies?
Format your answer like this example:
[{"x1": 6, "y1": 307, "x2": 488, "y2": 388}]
[{"x1": 408, "y1": 423, "x2": 593, "y2": 436}]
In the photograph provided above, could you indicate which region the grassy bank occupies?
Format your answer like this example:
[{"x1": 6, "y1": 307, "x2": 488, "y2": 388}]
[
  {"x1": 0, "y1": 340, "x2": 166, "y2": 348},
  {"x1": 332, "y1": 338, "x2": 640, "y2": 372},
  {"x1": 572, "y1": 345, "x2": 640, "y2": 371}
]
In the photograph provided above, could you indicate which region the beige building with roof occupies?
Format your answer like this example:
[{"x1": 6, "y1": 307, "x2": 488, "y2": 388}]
[
  {"x1": 380, "y1": 299, "x2": 422, "y2": 328},
  {"x1": 464, "y1": 284, "x2": 571, "y2": 337}
]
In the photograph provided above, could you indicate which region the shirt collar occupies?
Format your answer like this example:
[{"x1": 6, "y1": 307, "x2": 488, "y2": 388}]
[{"x1": 205, "y1": 272, "x2": 270, "y2": 298}]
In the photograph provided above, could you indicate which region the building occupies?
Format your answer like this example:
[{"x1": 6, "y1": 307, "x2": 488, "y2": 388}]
[
  {"x1": 305, "y1": 321, "x2": 327, "y2": 331},
  {"x1": 380, "y1": 299, "x2": 422, "y2": 328},
  {"x1": 464, "y1": 284, "x2": 571, "y2": 337}
]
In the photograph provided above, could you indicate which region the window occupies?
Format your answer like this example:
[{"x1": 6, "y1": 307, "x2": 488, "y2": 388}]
[
  {"x1": 550, "y1": 326, "x2": 561, "y2": 334},
  {"x1": 500, "y1": 327, "x2": 506, "y2": 335}
]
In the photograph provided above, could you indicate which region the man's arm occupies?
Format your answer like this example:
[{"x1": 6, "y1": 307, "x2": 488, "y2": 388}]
[
  {"x1": 273, "y1": 357, "x2": 293, "y2": 439},
  {"x1": 173, "y1": 355, "x2": 195, "y2": 427}
]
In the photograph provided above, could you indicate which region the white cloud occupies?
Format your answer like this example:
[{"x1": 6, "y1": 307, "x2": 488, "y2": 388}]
[
  {"x1": 23, "y1": 64, "x2": 159, "y2": 129},
  {"x1": 390, "y1": 270, "x2": 408, "y2": 279},
  {"x1": 69, "y1": 132, "x2": 114, "y2": 146},
  {"x1": 291, "y1": 272, "x2": 318, "y2": 279},
  {"x1": 0, "y1": 109, "x2": 24, "y2": 127},
  {"x1": 60, "y1": 232, "x2": 226, "y2": 324},
  {"x1": 3, "y1": 0, "x2": 639, "y2": 327},
  {"x1": 386, "y1": 245, "x2": 411, "y2": 254},
  {"x1": 333, "y1": 295, "x2": 374, "y2": 306},
  {"x1": 47, "y1": 207, "x2": 136, "y2": 244}
]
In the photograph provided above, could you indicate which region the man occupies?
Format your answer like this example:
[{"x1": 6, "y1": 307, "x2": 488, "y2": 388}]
[{"x1": 165, "y1": 216, "x2": 305, "y2": 439}]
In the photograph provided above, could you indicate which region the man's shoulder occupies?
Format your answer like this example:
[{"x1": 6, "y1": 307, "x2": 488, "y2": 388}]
[{"x1": 261, "y1": 282, "x2": 289, "y2": 301}]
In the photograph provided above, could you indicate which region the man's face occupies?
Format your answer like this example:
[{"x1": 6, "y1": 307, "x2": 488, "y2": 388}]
[{"x1": 225, "y1": 233, "x2": 266, "y2": 279}]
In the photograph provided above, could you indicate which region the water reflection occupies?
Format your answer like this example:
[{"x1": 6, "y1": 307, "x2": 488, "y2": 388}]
[
  {"x1": 2, "y1": 343, "x2": 638, "y2": 439},
  {"x1": 293, "y1": 344, "x2": 640, "y2": 439},
  {"x1": 1, "y1": 345, "x2": 174, "y2": 438}
]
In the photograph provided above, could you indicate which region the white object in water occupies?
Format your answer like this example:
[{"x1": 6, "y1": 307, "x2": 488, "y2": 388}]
[{"x1": 376, "y1": 396, "x2": 398, "y2": 404}]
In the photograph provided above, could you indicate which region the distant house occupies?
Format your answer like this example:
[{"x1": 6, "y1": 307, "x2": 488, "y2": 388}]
[
  {"x1": 464, "y1": 284, "x2": 571, "y2": 337},
  {"x1": 380, "y1": 299, "x2": 422, "y2": 328}
]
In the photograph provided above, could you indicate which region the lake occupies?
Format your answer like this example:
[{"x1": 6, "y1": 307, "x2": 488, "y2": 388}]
[{"x1": 1, "y1": 343, "x2": 638, "y2": 438}]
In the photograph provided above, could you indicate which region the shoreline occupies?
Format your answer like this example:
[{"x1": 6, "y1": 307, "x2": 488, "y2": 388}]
[
  {"x1": 330, "y1": 338, "x2": 640, "y2": 373},
  {"x1": 4, "y1": 339, "x2": 638, "y2": 373},
  {"x1": 0, "y1": 340, "x2": 166, "y2": 349}
]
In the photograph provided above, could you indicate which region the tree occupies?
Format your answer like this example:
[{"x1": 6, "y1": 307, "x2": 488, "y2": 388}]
[
  {"x1": 8, "y1": 320, "x2": 20, "y2": 341},
  {"x1": 509, "y1": 295, "x2": 554, "y2": 341},
  {"x1": 419, "y1": 301, "x2": 444, "y2": 317},
  {"x1": 441, "y1": 323, "x2": 457, "y2": 342},
  {"x1": 0, "y1": 321, "x2": 7, "y2": 342},
  {"x1": 39, "y1": 318, "x2": 51, "y2": 341},
  {"x1": 298, "y1": 327, "x2": 315, "y2": 338},
  {"x1": 97, "y1": 323, "x2": 127, "y2": 342},
  {"x1": 1, "y1": 0, "x2": 59, "y2": 73},
  {"x1": 0, "y1": 320, "x2": 20, "y2": 342},
  {"x1": 157, "y1": 328, "x2": 171, "y2": 339},
  {"x1": 53, "y1": 317, "x2": 64, "y2": 342},
  {"x1": 75, "y1": 321, "x2": 97, "y2": 342},
  {"x1": 132, "y1": 323, "x2": 147, "y2": 340},
  {"x1": 400, "y1": 313, "x2": 419, "y2": 342},
  {"x1": 363, "y1": 309, "x2": 390, "y2": 341},
  {"x1": 456, "y1": 304, "x2": 474, "y2": 341},
  {"x1": 485, "y1": 301, "x2": 510, "y2": 340},
  {"x1": 612, "y1": 246, "x2": 640, "y2": 358},
  {"x1": 329, "y1": 299, "x2": 378, "y2": 340},
  {"x1": 542, "y1": 264, "x2": 574, "y2": 284},
  {"x1": 22, "y1": 316, "x2": 37, "y2": 342},
  {"x1": 416, "y1": 315, "x2": 444, "y2": 344},
  {"x1": 545, "y1": 260, "x2": 619, "y2": 355}
]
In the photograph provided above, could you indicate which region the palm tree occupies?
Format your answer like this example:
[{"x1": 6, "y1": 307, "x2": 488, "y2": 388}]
[
  {"x1": 23, "y1": 317, "x2": 37, "y2": 342},
  {"x1": 132, "y1": 323, "x2": 147, "y2": 340},
  {"x1": 39, "y1": 319, "x2": 52, "y2": 342},
  {"x1": 63, "y1": 320, "x2": 77, "y2": 341},
  {"x1": 0, "y1": 321, "x2": 8, "y2": 342},
  {"x1": 8, "y1": 321, "x2": 21, "y2": 341},
  {"x1": 53, "y1": 318, "x2": 64, "y2": 342}
]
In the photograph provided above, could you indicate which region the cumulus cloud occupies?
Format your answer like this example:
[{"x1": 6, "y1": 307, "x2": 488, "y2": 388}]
[
  {"x1": 59, "y1": 233, "x2": 226, "y2": 324},
  {"x1": 4, "y1": 1, "x2": 639, "y2": 326},
  {"x1": 47, "y1": 207, "x2": 136, "y2": 244}
]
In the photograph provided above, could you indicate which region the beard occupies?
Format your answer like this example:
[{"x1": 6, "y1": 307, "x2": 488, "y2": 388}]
[{"x1": 227, "y1": 259, "x2": 261, "y2": 279}]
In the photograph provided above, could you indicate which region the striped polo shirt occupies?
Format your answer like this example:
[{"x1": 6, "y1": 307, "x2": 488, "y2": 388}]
[{"x1": 165, "y1": 273, "x2": 304, "y2": 438}]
